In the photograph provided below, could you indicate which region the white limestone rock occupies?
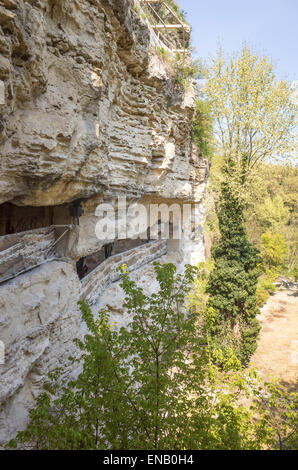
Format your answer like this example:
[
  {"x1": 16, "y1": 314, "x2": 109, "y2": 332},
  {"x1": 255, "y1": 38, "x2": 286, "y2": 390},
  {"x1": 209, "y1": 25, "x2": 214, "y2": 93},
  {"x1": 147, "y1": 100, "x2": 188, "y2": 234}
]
[{"x1": 0, "y1": 261, "x2": 81, "y2": 444}]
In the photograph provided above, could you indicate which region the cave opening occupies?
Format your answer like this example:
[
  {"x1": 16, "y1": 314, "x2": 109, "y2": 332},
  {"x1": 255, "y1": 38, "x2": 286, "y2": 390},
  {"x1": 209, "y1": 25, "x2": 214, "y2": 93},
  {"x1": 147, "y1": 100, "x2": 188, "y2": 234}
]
[{"x1": 0, "y1": 202, "x2": 75, "y2": 236}]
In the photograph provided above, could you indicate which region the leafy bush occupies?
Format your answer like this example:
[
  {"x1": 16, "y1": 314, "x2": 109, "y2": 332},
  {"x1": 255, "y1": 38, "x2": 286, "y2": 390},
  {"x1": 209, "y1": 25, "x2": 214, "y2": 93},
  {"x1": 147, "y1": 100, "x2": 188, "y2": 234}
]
[
  {"x1": 256, "y1": 196, "x2": 289, "y2": 232},
  {"x1": 133, "y1": 3, "x2": 149, "y2": 22},
  {"x1": 289, "y1": 263, "x2": 298, "y2": 282},
  {"x1": 8, "y1": 263, "x2": 297, "y2": 450},
  {"x1": 256, "y1": 273, "x2": 277, "y2": 307},
  {"x1": 192, "y1": 99, "x2": 213, "y2": 158},
  {"x1": 153, "y1": 49, "x2": 201, "y2": 91},
  {"x1": 261, "y1": 231, "x2": 288, "y2": 271},
  {"x1": 173, "y1": 52, "x2": 201, "y2": 89}
]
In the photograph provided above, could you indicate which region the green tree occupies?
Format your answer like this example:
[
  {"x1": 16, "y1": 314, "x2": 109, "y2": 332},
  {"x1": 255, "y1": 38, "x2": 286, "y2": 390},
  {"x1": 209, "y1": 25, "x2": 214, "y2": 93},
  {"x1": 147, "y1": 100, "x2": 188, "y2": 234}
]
[
  {"x1": 256, "y1": 195, "x2": 289, "y2": 232},
  {"x1": 9, "y1": 263, "x2": 297, "y2": 450},
  {"x1": 11, "y1": 263, "x2": 206, "y2": 450},
  {"x1": 200, "y1": 46, "x2": 296, "y2": 362},
  {"x1": 202, "y1": 46, "x2": 296, "y2": 190},
  {"x1": 206, "y1": 171, "x2": 262, "y2": 364},
  {"x1": 261, "y1": 231, "x2": 288, "y2": 271},
  {"x1": 244, "y1": 163, "x2": 297, "y2": 277}
]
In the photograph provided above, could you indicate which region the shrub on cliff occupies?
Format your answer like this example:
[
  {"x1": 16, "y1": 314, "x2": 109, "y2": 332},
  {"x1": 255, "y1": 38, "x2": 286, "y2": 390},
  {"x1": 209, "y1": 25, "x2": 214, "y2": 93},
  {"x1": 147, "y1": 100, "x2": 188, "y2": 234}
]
[{"x1": 192, "y1": 99, "x2": 213, "y2": 158}]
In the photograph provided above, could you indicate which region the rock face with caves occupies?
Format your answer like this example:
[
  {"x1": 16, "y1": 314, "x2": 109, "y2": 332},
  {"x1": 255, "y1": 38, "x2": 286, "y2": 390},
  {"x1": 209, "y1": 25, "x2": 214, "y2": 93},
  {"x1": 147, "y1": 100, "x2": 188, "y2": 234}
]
[{"x1": 0, "y1": 0, "x2": 208, "y2": 443}]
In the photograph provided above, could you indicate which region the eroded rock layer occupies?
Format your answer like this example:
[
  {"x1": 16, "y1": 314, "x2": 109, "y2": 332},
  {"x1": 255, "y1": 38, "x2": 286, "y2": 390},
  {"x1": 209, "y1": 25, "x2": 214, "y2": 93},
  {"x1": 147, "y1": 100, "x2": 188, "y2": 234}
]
[{"x1": 0, "y1": 0, "x2": 206, "y2": 208}]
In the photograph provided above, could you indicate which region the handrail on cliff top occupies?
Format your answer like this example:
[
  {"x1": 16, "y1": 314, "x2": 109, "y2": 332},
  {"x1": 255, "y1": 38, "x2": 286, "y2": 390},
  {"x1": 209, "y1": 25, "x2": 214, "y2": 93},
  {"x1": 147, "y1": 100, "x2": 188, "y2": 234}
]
[{"x1": 137, "y1": 0, "x2": 190, "y2": 52}]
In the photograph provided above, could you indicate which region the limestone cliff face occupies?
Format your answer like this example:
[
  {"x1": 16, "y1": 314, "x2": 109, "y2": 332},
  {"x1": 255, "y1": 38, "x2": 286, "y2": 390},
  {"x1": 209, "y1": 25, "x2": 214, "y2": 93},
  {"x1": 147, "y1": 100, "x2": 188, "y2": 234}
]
[
  {"x1": 0, "y1": 0, "x2": 204, "y2": 209},
  {"x1": 0, "y1": 0, "x2": 208, "y2": 443},
  {"x1": 0, "y1": 261, "x2": 81, "y2": 442}
]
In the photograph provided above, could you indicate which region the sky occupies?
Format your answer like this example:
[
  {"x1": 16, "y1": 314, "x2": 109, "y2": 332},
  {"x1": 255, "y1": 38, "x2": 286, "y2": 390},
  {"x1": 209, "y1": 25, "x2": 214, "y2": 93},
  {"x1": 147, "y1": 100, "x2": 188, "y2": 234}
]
[{"x1": 178, "y1": 0, "x2": 298, "y2": 81}]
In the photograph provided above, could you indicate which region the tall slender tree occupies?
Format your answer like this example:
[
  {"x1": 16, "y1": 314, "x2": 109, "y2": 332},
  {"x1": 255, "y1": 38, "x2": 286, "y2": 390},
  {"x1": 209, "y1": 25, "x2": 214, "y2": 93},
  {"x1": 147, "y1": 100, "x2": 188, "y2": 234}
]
[
  {"x1": 206, "y1": 162, "x2": 262, "y2": 363},
  {"x1": 202, "y1": 47, "x2": 296, "y2": 362}
]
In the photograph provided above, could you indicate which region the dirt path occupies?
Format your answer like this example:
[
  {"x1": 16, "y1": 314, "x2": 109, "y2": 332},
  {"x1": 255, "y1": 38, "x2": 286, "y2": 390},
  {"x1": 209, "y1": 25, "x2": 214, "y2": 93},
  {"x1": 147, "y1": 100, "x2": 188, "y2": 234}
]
[{"x1": 251, "y1": 288, "x2": 298, "y2": 388}]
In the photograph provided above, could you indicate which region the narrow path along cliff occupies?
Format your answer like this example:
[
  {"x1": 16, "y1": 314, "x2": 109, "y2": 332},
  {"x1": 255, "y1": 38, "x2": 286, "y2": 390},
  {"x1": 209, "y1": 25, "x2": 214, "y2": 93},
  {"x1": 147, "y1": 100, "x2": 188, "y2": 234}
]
[{"x1": 251, "y1": 288, "x2": 298, "y2": 390}]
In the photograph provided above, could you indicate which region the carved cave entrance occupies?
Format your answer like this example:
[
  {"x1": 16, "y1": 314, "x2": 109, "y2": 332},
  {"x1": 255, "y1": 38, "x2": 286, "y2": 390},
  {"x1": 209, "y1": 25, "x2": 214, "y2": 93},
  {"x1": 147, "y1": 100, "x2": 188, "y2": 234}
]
[{"x1": 0, "y1": 202, "x2": 74, "y2": 236}]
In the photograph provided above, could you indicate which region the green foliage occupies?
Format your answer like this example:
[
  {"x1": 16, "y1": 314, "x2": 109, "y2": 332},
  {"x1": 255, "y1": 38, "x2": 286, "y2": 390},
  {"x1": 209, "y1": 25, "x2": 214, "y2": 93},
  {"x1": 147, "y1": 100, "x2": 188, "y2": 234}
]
[
  {"x1": 155, "y1": 46, "x2": 171, "y2": 62},
  {"x1": 290, "y1": 264, "x2": 298, "y2": 282},
  {"x1": 192, "y1": 99, "x2": 213, "y2": 158},
  {"x1": 133, "y1": 3, "x2": 141, "y2": 15},
  {"x1": 261, "y1": 231, "x2": 288, "y2": 272},
  {"x1": 202, "y1": 46, "x2": 297, "y2": 187},
  {"x1": 256, "y1": 272, "x2": 277, "y2": 307},
  {"x1": 254, "y1": 380, "x2": 298, "y2": 450},
  {"x1": 9, "y1": 263, "x2": 297, "y2": 450},
  {"x1": 245, "y1": 163, "x2": 298, "y2": 276},
  {"x1": 188, "y1": 260, "x2": 213, "y2": 321},
  {"x1": 11, "y1": 263, "x2": 207, "y2": 450},
  {"x1": 206, "y1": 173, "x2": 262, "y2": 365},
  {"x1": 173, "y1": 53, "x2": 201, "y2": 89},
  {"x1": 154, "y1": 50, "x2": 201, "y2": 91},
  {"x1": 200, "y1": 47, "x2": 296, "y2": 363},
  {"x1": 256, "y1": 196, "x2": 289, "y2": 232}
]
